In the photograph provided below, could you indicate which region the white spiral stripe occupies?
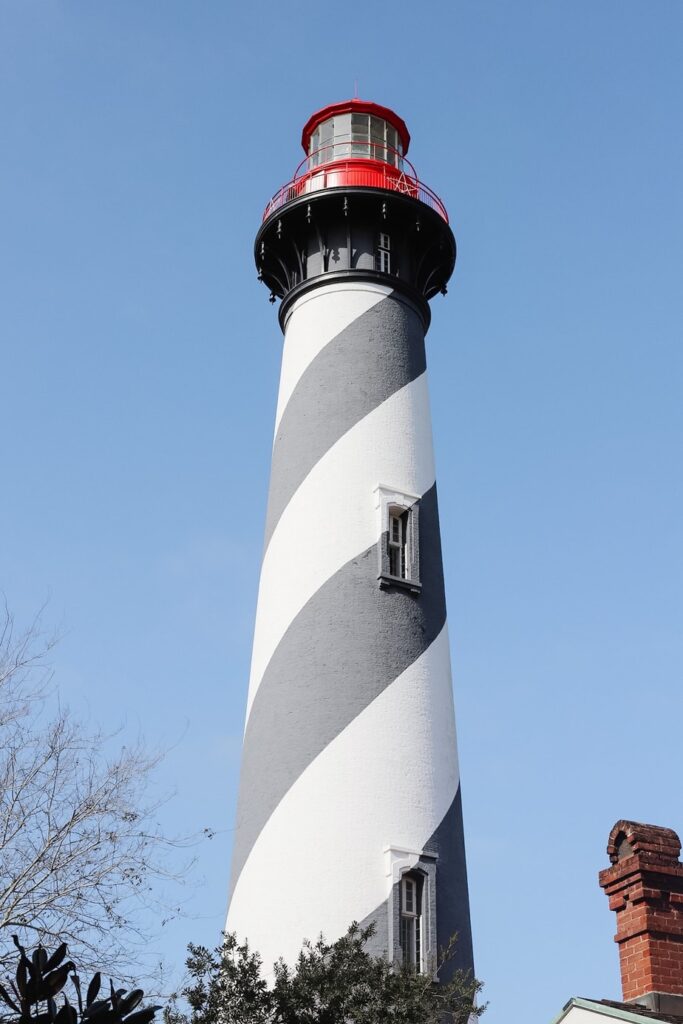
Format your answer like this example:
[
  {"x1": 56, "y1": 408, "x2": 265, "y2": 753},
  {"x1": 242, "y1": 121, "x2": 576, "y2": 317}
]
[
  {"x1": 228, "y1": 623, "x2": 459, "y2": 973},
  {"x1": 246, "y1": 372, "x2": 437, "y2": 724}
]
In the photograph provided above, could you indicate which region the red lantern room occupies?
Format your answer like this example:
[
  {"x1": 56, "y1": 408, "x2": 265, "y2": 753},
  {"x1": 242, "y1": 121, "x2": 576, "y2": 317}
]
[
  {"x1": 256, "y1": 99, "x2": 456, "y2": 322},
  {"x1": 302, "y1": 99, "x2": 410, "y2": 169}
]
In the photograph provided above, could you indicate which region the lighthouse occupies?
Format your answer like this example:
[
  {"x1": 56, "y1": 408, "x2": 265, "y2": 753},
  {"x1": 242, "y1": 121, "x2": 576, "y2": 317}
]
[{"x1": 227, "y1": 99, "x2": 474, "y2": 979}]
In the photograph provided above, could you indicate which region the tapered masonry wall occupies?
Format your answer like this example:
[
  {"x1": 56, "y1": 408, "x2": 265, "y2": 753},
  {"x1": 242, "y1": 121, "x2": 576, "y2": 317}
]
[{"x1": 227, "y1": 279, "x2": 473, "y2": 978}]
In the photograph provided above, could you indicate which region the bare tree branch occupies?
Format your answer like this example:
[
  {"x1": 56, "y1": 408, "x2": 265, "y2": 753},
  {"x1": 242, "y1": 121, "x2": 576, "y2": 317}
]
[{"x1": 0, "y1": 605, "x2": 210, "y2": 983}]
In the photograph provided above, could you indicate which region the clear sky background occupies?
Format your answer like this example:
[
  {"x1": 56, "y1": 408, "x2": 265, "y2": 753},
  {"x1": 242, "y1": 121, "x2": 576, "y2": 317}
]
[{"x1": 1, "y1": 1, "x2": 682, "y2": 1020}]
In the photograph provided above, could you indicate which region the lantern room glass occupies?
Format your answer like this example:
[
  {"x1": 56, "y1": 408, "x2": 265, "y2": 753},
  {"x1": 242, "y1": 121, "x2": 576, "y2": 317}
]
[{"x1": 308, "y1": 114, "x2": 403, "y2": 170}]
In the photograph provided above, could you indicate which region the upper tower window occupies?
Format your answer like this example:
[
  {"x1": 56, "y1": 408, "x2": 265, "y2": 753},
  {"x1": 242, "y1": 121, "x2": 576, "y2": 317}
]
[
  {"x1": 374, "y1": 486, "x2": 421, "y2": 593},
  {"x1": 309, "y1": 114, "x2": 403, "y2": 169},
  {"x1": 388, "y1": 508, "x2": 407, "y2": 578}
]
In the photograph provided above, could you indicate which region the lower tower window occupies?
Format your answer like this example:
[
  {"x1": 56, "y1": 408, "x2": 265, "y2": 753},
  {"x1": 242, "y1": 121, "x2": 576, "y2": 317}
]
[
  {"x1": 385, "y1": 846, "x2": 437, "y2": 977},
  {"x1": 400, "y1": 873, "x2": 423, "y2": 970}
]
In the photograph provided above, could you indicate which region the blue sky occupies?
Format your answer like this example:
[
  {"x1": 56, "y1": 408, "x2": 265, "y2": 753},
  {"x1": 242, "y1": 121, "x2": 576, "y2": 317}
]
[{"x1": 1, "y1": 1, "x2": 682, "y2": 1020}]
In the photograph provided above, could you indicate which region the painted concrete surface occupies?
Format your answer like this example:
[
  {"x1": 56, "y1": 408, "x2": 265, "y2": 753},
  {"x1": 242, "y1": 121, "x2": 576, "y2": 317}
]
[
  {"x1": 229, "y1": 626, "x2": 459, "y2": 969},
  {"x1": 246, "y1": 373, "x2": 436, "y2": 722},
  {"x1": 264, "y1": 290, "x2": 427, "y2": 547},
  {"x1": 232, "y1": 483, "x2": 446, "y2": 891},
  {"x1": 275, "y1": 280, "x2": 392, "y2": 431},
  {"x1": 228, "y1": 279, "x2": 472, "y2": 979}
]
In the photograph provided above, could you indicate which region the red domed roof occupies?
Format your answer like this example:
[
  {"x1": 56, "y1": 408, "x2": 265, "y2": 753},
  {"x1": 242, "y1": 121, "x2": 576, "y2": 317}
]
[{"x1": 301, "y1": 99, "x2": 411, "y2": 155}]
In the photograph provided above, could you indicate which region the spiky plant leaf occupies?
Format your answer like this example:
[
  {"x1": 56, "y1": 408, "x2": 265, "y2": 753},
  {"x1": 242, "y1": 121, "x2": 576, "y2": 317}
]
[
  {"x1": 55, "y1": 1005, "x2": 78, "y2": 1024},
  {"x1": 118, "y1": 990, "x2": 144, "y2": 1017},
  {"x1": 0, "y1": 983, "x2": 20, "y2": 1012},
  {"x1": 86, "y1": 974, "x2": 101, "y2": 1009},
  {"x1": 44, "y1": 945, "x2": 69, "y2": 974}
]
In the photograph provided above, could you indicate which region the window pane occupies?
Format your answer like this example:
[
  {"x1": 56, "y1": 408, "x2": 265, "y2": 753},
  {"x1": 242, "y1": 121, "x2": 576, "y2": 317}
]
[
  {"x1": 402, "y1": 918, "x2": 415, "y2": 965},
  {"x1": 369, "y1": 117, "x2": 383, "y2": 161},
  {"x1": 400, "y1": 875, "x2": 421, "y2": 970},
  {"x1": 334, "y1": 113, "x2": 351, "y2": 141},
  {"x1": 389, "y1": 547, "x2": 400, "y2": 576},
  {"x1": 319, "y1": 119, "x2": 333, "y2": 161},
  {"x1": 370, "y1": 116, "x2": 384, "y2": 140},
  {"x1": 351, "y1": 112, "x2": 369, "y2": 136},
  {"x1": 386, "y1": 126, "x2": 397, "y2": 165},
  {"x1": 333, "y1": 115, "x2": 351, "y2": 160},
  {"x1": 400, "y1": 917, "x2": 409, "y2": 961},
  {"x1": 351, "y1": 114, "x2": 369, "y2": 157}
]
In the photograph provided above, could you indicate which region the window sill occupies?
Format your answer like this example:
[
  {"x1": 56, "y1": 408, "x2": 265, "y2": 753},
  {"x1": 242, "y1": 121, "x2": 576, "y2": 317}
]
[{"x1": 378, "y1": 573, "x2": 422, "y2": 595}]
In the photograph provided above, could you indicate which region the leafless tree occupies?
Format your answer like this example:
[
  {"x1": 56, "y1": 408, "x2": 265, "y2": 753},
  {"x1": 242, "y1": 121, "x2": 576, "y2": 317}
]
[{"x1": 0, "y1": 603, "x2": 205, "y2": 982}]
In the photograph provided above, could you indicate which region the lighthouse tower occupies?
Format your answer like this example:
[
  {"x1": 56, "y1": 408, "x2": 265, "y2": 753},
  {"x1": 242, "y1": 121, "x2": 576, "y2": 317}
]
[{"x1": 227, "y1": 99, "x2": 474, "y2": 978}]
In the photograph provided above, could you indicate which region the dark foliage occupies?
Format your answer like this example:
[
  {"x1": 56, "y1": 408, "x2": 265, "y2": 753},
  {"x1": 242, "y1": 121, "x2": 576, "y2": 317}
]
[
  {"x1": 0, "y1": 936, "x2": 161, "y2": 1024},
  {"x1": 166, "y1": 925, "x2": 485, "y2": 1024}
]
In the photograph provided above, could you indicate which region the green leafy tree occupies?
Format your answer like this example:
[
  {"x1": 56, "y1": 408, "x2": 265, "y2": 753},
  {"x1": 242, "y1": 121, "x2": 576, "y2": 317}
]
[{"x1": 167, "y1": 925, "x2": 485, "y2": 1024}]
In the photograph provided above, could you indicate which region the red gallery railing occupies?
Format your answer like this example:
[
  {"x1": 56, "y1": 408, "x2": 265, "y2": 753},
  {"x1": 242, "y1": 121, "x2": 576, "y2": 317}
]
[{"x1": 262, "y1": 146, "x2": 449, "y2": 224}]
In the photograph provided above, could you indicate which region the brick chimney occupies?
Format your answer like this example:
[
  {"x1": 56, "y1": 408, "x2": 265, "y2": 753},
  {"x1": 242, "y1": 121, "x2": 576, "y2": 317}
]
[{"x1": 599, "y1": 820, "x2": 683, "y2": 1016}]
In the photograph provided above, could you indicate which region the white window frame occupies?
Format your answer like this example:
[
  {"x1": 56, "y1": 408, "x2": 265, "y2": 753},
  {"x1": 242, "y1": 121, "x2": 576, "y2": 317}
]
[
  {"x1": 384, "y1": 846, "x2": 437, "y2": 977},
  {"x1": 374, "y1": 485, "x2": 421, "y2": 592},
  {"x1": 388, "y1": 508, "x2": 408, "y2": 579},
  {"x1": 400, "y1": 874, "x2": 422, "y2": 970}
]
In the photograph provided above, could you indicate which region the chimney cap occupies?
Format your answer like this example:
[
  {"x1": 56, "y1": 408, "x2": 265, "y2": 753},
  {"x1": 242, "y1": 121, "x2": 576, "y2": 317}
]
[{"x1": 607, "y1": 819, "x2": 681, "y2": 866}]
